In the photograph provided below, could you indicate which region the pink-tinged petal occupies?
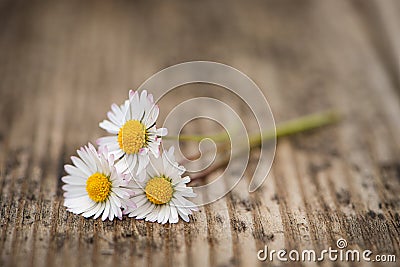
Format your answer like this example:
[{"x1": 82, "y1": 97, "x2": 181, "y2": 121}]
[
  {"x1": 112, "y1": 187, "x2": 131, "y2": 199},
  {"x1": 112, "y1": 149, "x2": 125, "y2": 160},
  {"x1": 139, "y1": 147, "x2": 149, "y2": 155},
  {"x1": 122, "y1": 199, "x2": 137, "y2": 214},
  {"x1": 108, "y1": 153, "x2": 115, "y2": 163},
  {"x1": 148, "y1": 93, "x2": 154, "y2": 102},
  {"x1": 129, "y1": 89, "x2": 135, "y2": 98},
  {"x1": 97, "y1": 145, "x2": 107, "y2": 155},
  {"x1": 131, "y1": 90, "x2": 140, "y2": 103}
]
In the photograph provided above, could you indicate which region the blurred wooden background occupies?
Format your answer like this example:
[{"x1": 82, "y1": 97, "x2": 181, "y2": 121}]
[{"x1": 1, "y1": 0, "x2": 400, "y2": 266}]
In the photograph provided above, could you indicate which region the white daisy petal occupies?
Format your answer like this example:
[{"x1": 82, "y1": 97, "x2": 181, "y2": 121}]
[
  {"x1": 146, "y1": 105, "x2": 159, "y2": 127},
  {"x1": 157, "y1": 206, "x2": 166, "y2": 224},
  {"x1": 71, "y1": 156, "x2": 92, "y2": 176},
  {"x1": 109, "y1": 198, "x2": 120, "y2": 220},
  {"x1": 147, "y1": 206, "x2": 160, "y2": 222},
  {"x1": 132, "y1": 201, "x2": 152, "y2": 218},
  {"x1": 111, "y1": 103, "x2": 124, "y2": 121},
  {"x1": 127, "y1": 90, "x2": 142, "y2": 120},
  {"x1": 147, "y1": 93, "x2": 154, "y2": 103},
  {"x1": 122, "y1": 199, "x2": 137, "y2": 214},
  {"x1": 146, "y1": 161, "x2": 159, "y2": 178},
  {"x1": 162, "y1": 205, "x2": 170, "y2": 224},
  {"x1": 102, "y1": 200, "x2": 111, "y2": 221},
  {"x1": 73, "y1": 202, "x2": 96, "y2": 214},
  {"x1": 177, "y1": 208, "x2": 190, "y2": 222},
  {"x1": 109, "y1": 192, "x2": 122, "y2": 208},
  {"x1": 132, "y1": 195, "x2": 148, "y2": 207},
  {"x1": 64, "y1": 165, "x2": 87, "y2": 179},
  {"x1": 94, "y1": 202, "x2": 105, "y2": 219},
  {"x1": 64, "y1": 189, "x2": 88, "y2": 198},
  {"x1": 97, "y1": 90, "x2": 167, "y2": 176},
  {"x1": 61, "y1": 175, "x2": 86, "y2": 185},
  {"x1": 169, "y1": 206, "x2": 179, "y2": 224},
  {"x1": 107, "y1": 111, "x2": 122, "y2": 126},
  {"x1": 177, "y1": 189, "x2": 197, "y2": 198},
  {"x1": 156, "y1": 128, "x2": 168, "y2": 136},
  {"x1": 180, "y1": 176, "x2": 191, "y2": 184},
  {"x1": 99, "y1": 120, "x2": 120, "y2": 134},
  {"x1": 147, "y1": 156, "x2": 163, "y2": 177},
  {"x1": 148, "y1": 142, "x2": 160, "y2": 158},
  {"x1": 77, "y1": 149, "x2": 96, "y2": 172},
  {"x1": 112, "y1": 187, "x2": 131, "y2": 199},
  {"x1": 82, "y1": 203, "x2": 101, "y2": 218},
  {"x1": 96, "y1": 136, "x2": 117, "y2": 146},
  {"x1": 62, "y1": 142, "x2": 135, "y2": 221},
  {"x1": 124, "y1": 147, "x2": 198, "y2": 224},
  {"x1": 113, "y1": 149, "x2": 125, "y2": 161},
  {"x1": 64, "y1": 195, "x2": 91, "y2": 207},
  {"x1": 171, "y1": 197, "x2": 190, "y2": 215},
  {"x1": 136, "y1": 154, "x2": 150, "y2": 174},
  {"x1": 62, "y1": 184, "x2": 85, "y2": 192}
]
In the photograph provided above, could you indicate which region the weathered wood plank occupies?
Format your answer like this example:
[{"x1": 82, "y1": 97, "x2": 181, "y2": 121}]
[{"x1": 0, "y1": 0, "x2": 399, "y2": 267}]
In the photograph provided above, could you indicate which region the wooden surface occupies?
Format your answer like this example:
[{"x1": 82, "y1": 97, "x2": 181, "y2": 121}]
[{"x1": 1, "y1": 0, "x2": 400, "y2": 266}]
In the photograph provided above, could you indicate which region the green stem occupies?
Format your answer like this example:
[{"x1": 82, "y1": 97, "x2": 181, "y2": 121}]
[
  {"x1": 187, "y1": 110, "x2": 340, "y2": 181},
  {"x1": 164, "y1": 110, "x2": 340, "y2": 145},
  {"x1": 250, "y1": 109, "x2": 340, "y2": 147},
  {"x1": 164, "y1": 131, "x2": 229, "y2": 142}
]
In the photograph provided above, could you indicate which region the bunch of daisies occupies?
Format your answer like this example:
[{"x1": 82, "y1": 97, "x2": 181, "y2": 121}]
[{"x1": 62, "y1": 90, "x2": 198, "y2": 223}]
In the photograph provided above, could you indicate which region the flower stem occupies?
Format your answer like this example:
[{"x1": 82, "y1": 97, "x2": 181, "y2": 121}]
[
  {"x1": 164, "y1": 109, "x2": 340, "y2": 145},
  {"x1": 164, "y1": 130, "x2": 229, "y2": 142},
  {"x1": 250, "y1": 109, "x2": 340, "y2": 148},
  {"x1": 177, "y1": 109, "x2": 340, "y2": 182}
]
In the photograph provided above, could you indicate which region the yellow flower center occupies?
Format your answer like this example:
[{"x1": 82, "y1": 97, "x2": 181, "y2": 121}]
[
  {"x1": 145, "y1": 176, "x2": 174, "y2": 205},
  {"x1": 118, "y1": 120, "x2": 147, "y2": 154},
  {"x1": 86, "y1": 172, "x2": 112, "y2": 202}
]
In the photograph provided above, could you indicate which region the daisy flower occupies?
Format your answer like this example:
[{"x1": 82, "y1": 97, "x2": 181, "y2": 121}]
[
  {"x1": 123, "y1": 147, "x2": 198, "y2": 224},
  {"x1": 97, "y1": 90, "x2": 168, "y2": 175},
  {"x1": 62, "y1": 143, "x2": 136, "y2": 221}
]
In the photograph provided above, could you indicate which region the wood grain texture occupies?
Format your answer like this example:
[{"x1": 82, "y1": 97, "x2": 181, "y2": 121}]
[{"x1": 1, "y1": 0, "x2": 399, "y2": 266}]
